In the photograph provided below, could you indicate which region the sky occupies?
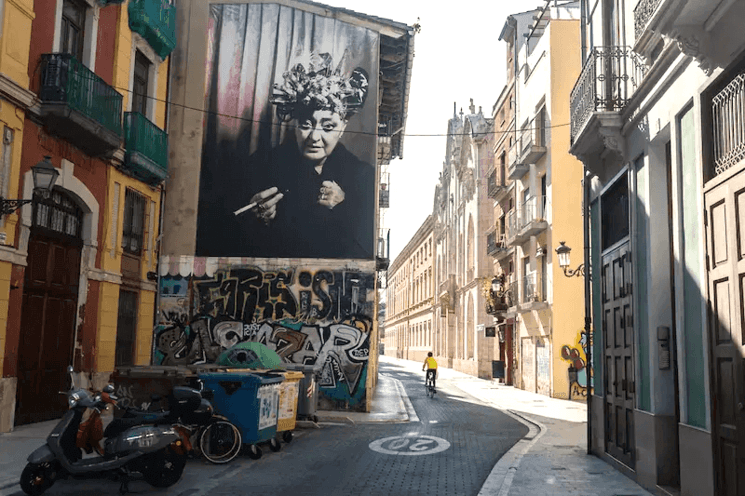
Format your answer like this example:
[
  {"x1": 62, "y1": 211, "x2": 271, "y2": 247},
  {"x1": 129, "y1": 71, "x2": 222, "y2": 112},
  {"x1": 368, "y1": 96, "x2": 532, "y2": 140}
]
[{"x1": 318, "y1": 0, "x2": 542, "y2": 261}]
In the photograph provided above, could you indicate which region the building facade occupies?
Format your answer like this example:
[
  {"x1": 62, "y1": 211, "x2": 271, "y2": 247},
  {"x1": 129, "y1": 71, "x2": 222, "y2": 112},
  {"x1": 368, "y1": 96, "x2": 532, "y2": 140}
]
[
  {"x1": 491, "y1": 3, "x2": 586, "y2": 399},
  {"x1": 384, "y1": 216, "x2": 434, "y2": 362},
  {"x1": 570, "y1": 0, "x2": 745, "y2": 493},
  {"x1": 155, "y1": 0, "x2": 414, "y2": 412},
  {"x1": 0, "y1": 0, "x2": 173, "y2": 432},
  {"x1": 429, "y1": 102, "x2": 495, "y2": 378}
]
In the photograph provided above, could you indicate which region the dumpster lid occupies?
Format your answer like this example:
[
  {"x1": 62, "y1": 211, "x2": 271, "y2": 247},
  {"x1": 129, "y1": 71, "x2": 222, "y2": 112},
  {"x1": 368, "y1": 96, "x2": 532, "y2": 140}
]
[
  {"x1": 198, "y1": 372, "x2": 285, "y2": 385},
  {"x1": 113, "y1": 365, "x2": 195, "y2": 378}
]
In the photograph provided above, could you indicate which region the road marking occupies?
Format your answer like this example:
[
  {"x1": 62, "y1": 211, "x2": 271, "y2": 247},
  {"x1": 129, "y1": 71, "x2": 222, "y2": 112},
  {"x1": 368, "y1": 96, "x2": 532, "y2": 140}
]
[{"x1": 369, "y1": 434, "x2": 450, "y2": 456}]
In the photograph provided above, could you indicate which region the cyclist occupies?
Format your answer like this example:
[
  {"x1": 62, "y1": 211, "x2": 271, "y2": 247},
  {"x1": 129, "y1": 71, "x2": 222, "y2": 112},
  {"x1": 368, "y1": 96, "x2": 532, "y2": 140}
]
[{"x1": 422, "y1": 352, "x2": 438, "y2": 390}]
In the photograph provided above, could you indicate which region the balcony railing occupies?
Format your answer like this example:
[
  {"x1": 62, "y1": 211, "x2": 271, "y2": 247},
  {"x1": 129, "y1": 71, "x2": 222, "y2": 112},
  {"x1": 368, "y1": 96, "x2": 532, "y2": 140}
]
[
  {"x1": 128, "y1": 0, "x2": 176, "y2": 59},
  {"x1": 523, "y1": 272, "x2": 540, "y2": 303},
  {"x1": 519, "y1": 195, "x2": 549, "y2": 228},
  {"x1": 40, "y1": 53, "x2": 123, "y2": 136},
  {"x1": 487, "y1": 168, "x2": 506, "y2": 199},
  {"x1": 570, "y1": 46, "x2": 647, "y2": 144},
  {"x1": 712, "y1": 72, "x2": 745, "y2": 176},
  {"x1": 124, "y1": 112, "x2": 168, "y2": 184},
  {"x1": 633, "y1": 0, "x2": 663, "y2": 41}
]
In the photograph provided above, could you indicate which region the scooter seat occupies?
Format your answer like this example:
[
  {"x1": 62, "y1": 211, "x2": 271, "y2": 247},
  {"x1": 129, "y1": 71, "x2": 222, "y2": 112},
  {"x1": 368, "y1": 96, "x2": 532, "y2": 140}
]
[{"x1": 104, "y1": 410, "x2": 173, "y2": 438}]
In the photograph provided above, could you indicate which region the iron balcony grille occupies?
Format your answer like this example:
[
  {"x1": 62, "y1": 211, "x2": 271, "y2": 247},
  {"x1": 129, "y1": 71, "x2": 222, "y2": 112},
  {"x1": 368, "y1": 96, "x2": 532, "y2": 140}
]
[
  {"x1": 487, "y1": 168, "x2": 503, "y2": 198},
  {"x1": 40, "y1": 53, "x2": 123, "y2": 137},
  {"x1": 128, "y1": 0, "x2": 177, "y2": 59},
  {"x1": 124, "y1": 111, "x2": 169, "y2": 178},
  {"x1": 633, "y1": 0, "x2": 663, "y2": 41},
  {"x1": 523, "y1": 272, "x2": 540, "y2": 303},
  {"x1": 487, "y1": 229, "x2": 498, "y2": 255},
  {"x1": 712, "y1": 72, "x2": 745, "y2": 176},
  {"x1": 569, "y1": 46, "x2": 647, "y2": 144}
]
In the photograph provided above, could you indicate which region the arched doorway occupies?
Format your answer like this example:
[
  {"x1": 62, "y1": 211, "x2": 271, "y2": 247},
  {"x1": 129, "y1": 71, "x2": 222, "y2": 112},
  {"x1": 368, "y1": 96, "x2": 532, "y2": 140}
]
[{"x1": 15, "y1": 189, "x2": 83, "y2": 425}]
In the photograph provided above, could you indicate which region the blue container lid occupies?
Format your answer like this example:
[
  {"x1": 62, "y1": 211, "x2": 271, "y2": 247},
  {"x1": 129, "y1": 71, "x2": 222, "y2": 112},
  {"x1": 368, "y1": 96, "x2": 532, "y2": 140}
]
[{"x1": 198, "y1": 372, "x2": 284, "y2": 385}]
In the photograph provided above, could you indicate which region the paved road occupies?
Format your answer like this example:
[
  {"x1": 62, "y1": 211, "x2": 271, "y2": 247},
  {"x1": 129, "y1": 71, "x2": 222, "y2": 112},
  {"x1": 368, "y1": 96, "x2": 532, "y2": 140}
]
[{"x1": 6, "y1": 361, "x2": 527, "y2": 496}]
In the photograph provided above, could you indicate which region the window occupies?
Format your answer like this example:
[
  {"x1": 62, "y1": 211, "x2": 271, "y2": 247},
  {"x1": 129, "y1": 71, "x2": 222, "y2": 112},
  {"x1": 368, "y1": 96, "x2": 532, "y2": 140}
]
[
  {"x1": 132, "y1": 51, "x2": 151, "y2": 116},
  {"x1": 122, "y1": 189, "x2": 146, "y2": 255},
  {"x1": 61, "y1": 0, "x2": 86, "y2": 61},
  {"x1": 601, "y1": 172, "x2": 630, "y2": 250}
]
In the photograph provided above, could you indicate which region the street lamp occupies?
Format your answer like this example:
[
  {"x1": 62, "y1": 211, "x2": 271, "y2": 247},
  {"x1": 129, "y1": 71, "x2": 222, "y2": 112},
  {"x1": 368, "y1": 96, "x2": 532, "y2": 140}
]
[
  {"x1": 0, "y1": 156, "x2": 59, "y2": 217},
  {"x1": 556, "y1": 238, "x2": 592, "y2": 455},
  {"x1": 555, "y1": 241, "x2": 585, "y2": 277},
  {"x1": 491, "y1": 274, "x2": 511, "y2": 298}
]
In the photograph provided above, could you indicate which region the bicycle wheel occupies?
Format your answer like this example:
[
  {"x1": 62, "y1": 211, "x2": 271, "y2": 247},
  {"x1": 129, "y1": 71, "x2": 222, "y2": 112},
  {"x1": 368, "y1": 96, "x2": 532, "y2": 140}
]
[{"x1": 199, "y1": 420, "x2": 242, "y2": 464}]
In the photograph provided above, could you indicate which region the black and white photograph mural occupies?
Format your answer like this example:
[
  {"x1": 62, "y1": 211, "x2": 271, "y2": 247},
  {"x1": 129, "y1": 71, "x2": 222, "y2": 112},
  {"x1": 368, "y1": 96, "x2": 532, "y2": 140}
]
[{"x1": 196, "y1": 4, "x2": 379, "y2": 259}]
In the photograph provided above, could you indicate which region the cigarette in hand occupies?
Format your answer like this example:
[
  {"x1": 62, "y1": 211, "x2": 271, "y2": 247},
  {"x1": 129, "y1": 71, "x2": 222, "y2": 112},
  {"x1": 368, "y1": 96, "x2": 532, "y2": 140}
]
[{"x1": 233, "y1": 202, "x2": 258, "y2": 216}]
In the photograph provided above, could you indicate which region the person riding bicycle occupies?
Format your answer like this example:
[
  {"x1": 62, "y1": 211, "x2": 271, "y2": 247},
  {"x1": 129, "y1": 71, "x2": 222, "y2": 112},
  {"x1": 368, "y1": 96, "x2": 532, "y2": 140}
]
[{"x1": 422, "y1": 352, "x2": 438, "y2": 389}]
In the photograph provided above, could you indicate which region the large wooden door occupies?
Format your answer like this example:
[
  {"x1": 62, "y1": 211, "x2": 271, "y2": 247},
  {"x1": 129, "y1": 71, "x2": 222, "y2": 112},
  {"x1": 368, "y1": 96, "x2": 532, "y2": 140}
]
[
  {"x1": 704, "y1": 172, "x2": 745, "y2": 495},
  {"x1": 16, "y1": 191, "x2": 83, "y2": 425},
  {"x1": 602, "y1": 241, "x2": 635, "y2": 468}
]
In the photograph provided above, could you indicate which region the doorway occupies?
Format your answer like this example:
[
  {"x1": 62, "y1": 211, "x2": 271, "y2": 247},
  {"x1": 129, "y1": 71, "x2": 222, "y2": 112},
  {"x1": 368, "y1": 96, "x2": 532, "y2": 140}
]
[{"x1": 15, "y1": 190, "x2": 83, "y2": 425}]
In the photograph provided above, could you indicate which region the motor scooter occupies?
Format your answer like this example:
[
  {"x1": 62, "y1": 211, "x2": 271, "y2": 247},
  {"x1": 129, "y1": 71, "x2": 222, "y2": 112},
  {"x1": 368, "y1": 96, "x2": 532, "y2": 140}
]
[{"x1": 20, "y1": 366, "x2": 187, "y2": 495}]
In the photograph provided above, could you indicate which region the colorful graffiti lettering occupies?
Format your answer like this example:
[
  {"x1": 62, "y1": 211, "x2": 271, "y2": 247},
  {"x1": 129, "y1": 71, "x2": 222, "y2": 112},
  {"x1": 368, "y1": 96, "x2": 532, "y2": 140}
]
[
  {"x1": 560, "y1": 330, "x2": 593, "y2": 398},
  {"x1": 154, "y1": 264, "x2": 375, "y2": 406}
]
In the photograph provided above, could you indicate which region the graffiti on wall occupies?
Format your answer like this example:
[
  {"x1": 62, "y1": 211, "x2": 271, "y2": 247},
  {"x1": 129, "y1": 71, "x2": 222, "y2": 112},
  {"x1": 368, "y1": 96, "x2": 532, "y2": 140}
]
[
  {"x1": 560, "y1": 330, "x2": 592, "y2": 398},
  {"x1": 154, "y1": 264, "x2": 375, "y2": 405}
]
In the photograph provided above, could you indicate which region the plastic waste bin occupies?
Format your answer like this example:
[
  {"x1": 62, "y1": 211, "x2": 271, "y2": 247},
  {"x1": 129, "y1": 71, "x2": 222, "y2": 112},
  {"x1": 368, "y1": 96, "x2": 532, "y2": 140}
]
[
  {"x1": 224, "y1": 368, "x2": 302, "y2": 442},
  {"x1": 283, "y1": 363, "x2": 322, "y2": 422},
  {"x1": 198, "y1": 371, "x2": 283, "y2": 458}
]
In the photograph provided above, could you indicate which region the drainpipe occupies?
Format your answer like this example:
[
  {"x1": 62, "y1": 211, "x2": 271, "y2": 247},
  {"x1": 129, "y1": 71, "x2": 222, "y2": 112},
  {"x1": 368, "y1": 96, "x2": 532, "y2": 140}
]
[
  {"x1": 583, "y1": 168, "x2": 592, "y2": 455},
  {"x1": 580, "y1": 0, "x2": 587, "y2": 61}
]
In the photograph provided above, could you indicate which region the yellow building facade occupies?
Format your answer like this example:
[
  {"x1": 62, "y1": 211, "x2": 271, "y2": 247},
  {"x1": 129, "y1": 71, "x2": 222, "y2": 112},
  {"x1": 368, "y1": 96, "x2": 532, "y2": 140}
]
[{"x1": 0, "y1": 0, "x2": 173, "y2": 431}]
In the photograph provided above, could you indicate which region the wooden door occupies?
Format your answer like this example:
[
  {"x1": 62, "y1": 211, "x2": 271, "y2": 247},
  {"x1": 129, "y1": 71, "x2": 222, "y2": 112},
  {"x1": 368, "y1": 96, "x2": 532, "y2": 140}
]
[
  {"x1": 16, "y1": 236, "x2": 81, "y2": 424},
  {"x1": 602, "y1": 241, "x2": 635, "y2": 468},
  {"x1": 704, "y1": 172, "x2": 745, "y2": 495}
]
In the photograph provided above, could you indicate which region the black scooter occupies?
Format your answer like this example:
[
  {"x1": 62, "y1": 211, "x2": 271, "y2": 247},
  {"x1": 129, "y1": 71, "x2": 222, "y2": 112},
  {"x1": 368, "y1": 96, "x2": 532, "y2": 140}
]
[{"x1": 20, "y1": 366, "x2": 188, "y2": 495}]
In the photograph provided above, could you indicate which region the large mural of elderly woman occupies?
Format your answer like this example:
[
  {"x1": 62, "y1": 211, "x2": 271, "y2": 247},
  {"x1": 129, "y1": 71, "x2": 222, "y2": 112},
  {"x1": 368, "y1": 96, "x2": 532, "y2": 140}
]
[{"x1": 196, "y1": 4, "x2": 379, "y2": 260}]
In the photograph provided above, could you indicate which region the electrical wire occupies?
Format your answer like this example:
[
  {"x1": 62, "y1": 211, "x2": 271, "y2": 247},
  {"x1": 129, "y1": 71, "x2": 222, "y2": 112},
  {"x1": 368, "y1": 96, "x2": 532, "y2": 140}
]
[{"x1": 113, "y1": 84, "x2": 571, "y2": 138}]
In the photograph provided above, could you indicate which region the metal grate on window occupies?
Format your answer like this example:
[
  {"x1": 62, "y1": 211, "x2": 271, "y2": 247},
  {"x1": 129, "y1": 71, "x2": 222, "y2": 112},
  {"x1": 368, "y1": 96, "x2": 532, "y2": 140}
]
[
  {"x1": 122, "y1": 189, "x2": 146, "y2": 254},
  {"x1": 33, "y1": 190, "x2": 83, "y2": 239}
]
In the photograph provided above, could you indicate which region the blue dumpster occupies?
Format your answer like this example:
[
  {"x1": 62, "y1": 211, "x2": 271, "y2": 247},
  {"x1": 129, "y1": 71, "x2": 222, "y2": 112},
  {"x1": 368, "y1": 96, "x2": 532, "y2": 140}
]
[{"x1": 199, "y1": 372, "x2": 283, "y2": 459}]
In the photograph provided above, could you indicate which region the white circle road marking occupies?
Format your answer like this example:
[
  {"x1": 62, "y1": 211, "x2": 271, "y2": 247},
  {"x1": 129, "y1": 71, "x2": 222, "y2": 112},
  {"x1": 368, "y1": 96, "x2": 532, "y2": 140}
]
[{"x1": 368, "y1": 435, "x2": 451, "y2": 456}]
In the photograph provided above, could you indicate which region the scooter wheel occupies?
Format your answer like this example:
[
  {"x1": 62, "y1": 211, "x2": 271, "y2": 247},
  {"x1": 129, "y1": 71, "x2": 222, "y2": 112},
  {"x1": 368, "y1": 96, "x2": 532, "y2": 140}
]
[
  {"x1": 245, "y1": 444, "x2": 262, "y2": 459},
  {"x1": 20, "y1": 463, "x2": 55, "y2": 496},
  {"x1": 269, "y1": 437, "x2": 282, "y2": 452},
  {"x1": 282, "y1": 431, "x2": 293, "y2": 443}
]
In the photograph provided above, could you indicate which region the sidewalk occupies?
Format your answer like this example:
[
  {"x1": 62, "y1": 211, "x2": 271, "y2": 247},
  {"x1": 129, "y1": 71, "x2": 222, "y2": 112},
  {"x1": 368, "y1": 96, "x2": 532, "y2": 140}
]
[{"x1": 379, "y1": 356, "x2": 653, "y2": 496}]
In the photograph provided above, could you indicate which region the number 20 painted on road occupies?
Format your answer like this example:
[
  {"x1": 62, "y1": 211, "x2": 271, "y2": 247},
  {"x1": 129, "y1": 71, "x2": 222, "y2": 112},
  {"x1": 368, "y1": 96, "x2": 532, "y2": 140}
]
[{"x1": 368, "y1": 435, "x2": 450, "y2": 456}]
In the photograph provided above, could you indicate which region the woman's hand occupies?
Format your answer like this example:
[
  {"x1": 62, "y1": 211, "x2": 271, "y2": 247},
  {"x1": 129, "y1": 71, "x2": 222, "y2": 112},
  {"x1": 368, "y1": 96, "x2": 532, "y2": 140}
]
[
  {"x1": 249, "y1": 187, "x2": 284, "y2": 225},
  {"x1": 318, "y1": 180, "x2": 345, "y2": 209}
]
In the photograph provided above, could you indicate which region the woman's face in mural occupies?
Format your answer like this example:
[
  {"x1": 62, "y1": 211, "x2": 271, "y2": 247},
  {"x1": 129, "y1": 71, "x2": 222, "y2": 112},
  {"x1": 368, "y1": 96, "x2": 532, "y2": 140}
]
[{"x1": 294, "y1": 108, "x2": 348, "y2": 166}]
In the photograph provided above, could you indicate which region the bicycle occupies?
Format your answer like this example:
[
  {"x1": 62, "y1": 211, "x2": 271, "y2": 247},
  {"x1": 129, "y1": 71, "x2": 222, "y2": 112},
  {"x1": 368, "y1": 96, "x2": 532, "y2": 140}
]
[{"x1": 425, "y1": 371, "x2": 437, "y2": 398}]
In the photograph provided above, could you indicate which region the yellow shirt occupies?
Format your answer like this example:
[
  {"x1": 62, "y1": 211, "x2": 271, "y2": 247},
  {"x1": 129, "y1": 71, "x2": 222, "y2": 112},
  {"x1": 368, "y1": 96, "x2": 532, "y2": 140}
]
[{"x1": 425, "y1": 357, "x2": 437, "y2": 369}]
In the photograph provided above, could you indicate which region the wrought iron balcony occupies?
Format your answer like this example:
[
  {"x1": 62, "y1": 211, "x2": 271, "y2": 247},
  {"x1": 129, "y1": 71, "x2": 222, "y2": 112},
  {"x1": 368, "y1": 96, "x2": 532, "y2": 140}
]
[
  {"x1": 124, "y1": 112, "x2": 168, "y2": 185},
  {"x1": 39, "y1": 53, "x2": 123, "y2": 157},
  {"x1": 128, "y1": 0, "x2": 176, "y2": 59},
  {"x1": 712, "y1": 72, "x2": 745, "y2": 177},
  {"x1": 507, "y1": 141, "x2": 529, "y2": 179},
  {"x1": 487, "y1": 228, "x2": 507, "y2": 257},
  {"x1": 569, "y1": 46, "x2": 647, "y2": 167},
  {"x1": 517, "y1": 117, "x2": 547, "y2": 165},
  {"x1": 518, "y1": 272, "x2": 548, "y2": 311},
  {"x1": 633, "y1": 0, "x2": 663, "y2": 41},
  {"x1": 487, "y1": 168, "x2": 507, "y2": 199}
]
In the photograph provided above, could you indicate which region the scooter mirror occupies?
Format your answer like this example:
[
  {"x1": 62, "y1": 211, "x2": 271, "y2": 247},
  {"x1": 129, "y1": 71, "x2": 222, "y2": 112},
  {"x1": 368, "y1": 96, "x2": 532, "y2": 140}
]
[
  {"x1": 103, "y1": 384, "x2": 115, "y2": 394},
  {"x1": 67, "y1": 365, "x2": 75, "y2": 390},
  {"x1": 67, "y1": 365, "x2": 74, "y2": 374}
]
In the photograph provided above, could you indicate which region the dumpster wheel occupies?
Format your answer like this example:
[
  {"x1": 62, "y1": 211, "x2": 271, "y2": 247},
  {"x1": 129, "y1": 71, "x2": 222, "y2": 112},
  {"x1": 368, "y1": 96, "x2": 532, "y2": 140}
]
[
  {"x1": 269, "y1": 437, "x2": 282, "y2": 452},
  {"x1": 282, "y1": 431, "x2": 293, "y2": 443},
  {"x1": 245, "y1": 444, "x2": 262, "y2": 460}
]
